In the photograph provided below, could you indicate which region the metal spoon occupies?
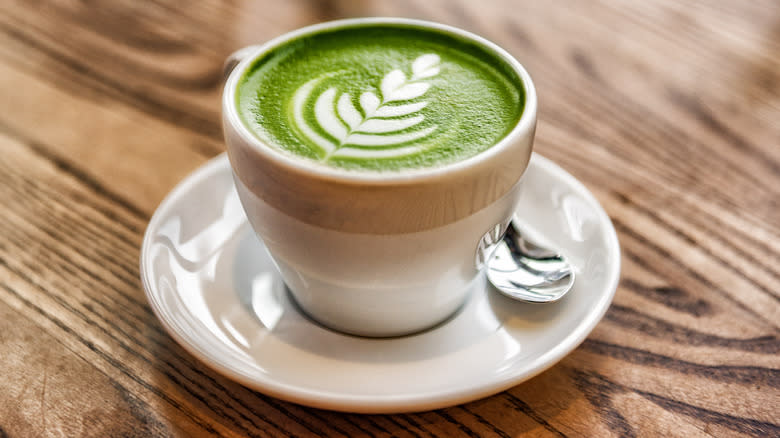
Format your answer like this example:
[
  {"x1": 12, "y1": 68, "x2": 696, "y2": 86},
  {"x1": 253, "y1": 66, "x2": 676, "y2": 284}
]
[{"x1": 487, "y1": 221, "x2": 575, "y2": 303}]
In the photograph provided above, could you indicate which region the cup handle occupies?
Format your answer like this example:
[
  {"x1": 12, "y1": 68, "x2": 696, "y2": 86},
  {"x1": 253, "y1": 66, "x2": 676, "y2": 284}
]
[{"x1": 223, "y1": 45, "x2": 263, "y2": 81}]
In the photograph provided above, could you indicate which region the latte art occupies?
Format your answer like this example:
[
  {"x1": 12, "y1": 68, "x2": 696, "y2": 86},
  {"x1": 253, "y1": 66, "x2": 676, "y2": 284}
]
[
  {"x1": 236, "y1": 24, "x2": 524, "y2": 171},
  {"x1": 294, "y1": 54, "x2": 441, "y2": 160}
]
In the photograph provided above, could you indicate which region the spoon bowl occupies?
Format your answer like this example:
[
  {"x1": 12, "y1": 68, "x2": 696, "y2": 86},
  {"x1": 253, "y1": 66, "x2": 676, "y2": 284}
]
[{"x1": 487, "y1": 221, "x2": 575, "y2": 303}]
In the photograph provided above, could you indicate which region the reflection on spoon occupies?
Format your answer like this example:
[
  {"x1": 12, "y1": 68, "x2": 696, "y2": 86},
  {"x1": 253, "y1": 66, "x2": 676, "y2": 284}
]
[{"x1": 487, "y1": 221, "x2": 575, "y2": 303}]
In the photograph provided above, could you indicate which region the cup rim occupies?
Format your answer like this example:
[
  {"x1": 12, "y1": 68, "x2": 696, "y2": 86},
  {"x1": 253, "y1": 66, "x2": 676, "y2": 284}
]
[{"x1": 223, "y1": 17, "x2": 537, "y2": 186}]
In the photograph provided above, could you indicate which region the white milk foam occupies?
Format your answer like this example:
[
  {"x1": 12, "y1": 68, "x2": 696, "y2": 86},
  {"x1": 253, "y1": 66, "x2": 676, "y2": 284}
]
[{"x1": 291, "y1": 54, "x2": 442, "y2": 159}]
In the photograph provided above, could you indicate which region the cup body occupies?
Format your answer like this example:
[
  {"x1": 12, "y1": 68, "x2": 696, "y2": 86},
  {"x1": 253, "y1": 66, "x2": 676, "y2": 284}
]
[{"x1": 223, "y1": 18, "x2": 537, "y2": 336}]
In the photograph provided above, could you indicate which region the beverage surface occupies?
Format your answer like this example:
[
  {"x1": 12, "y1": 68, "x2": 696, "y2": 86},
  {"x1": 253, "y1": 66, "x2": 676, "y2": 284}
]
[{"x1": 236, "y1": 24, "x2": 525, "y2": 172}]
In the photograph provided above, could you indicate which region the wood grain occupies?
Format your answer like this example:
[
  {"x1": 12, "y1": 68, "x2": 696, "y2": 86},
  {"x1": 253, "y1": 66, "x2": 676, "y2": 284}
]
[{"x1": 0, "y1": 0, "x2": 777, "y2": 436}]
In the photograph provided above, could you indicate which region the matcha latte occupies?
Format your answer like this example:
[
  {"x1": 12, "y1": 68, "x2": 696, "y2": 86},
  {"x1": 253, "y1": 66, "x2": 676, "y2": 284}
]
[{"x1": 235, "y1": 24, "x2": 525, "y2": 171}]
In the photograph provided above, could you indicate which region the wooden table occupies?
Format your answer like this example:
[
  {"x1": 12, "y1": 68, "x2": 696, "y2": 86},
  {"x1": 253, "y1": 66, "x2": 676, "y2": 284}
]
[{"x1": 1, "y1": 1, "x2": 778, "y2": 436}]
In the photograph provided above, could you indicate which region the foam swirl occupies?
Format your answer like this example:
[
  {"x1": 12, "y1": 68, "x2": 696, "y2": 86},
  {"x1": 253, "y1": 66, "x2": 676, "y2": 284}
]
[{"x1": 292, "y1": 54, "x2": 441, "y2": 160}]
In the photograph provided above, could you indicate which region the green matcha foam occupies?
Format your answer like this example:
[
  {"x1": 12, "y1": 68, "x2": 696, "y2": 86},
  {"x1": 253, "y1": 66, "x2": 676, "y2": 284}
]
[{"x1": 236, "y1": 24, "x2": 525, "y2": 172}]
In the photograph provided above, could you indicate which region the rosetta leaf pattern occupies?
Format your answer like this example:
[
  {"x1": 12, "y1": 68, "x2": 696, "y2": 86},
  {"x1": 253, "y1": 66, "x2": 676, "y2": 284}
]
[{"x1": 291, "y1": 54, "x2": 441, "y2": 160}]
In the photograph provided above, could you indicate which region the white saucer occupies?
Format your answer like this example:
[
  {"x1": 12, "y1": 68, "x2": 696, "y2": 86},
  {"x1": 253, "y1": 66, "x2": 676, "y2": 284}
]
[{"x1": 140, "y1": 153, "x2": 620, "y2": 413}]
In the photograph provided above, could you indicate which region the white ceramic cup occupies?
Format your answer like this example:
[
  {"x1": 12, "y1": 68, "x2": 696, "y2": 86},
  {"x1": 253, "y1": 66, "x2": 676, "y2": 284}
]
[{"x1": 223, "y1": 18, "x2": 537, "y2": 337}]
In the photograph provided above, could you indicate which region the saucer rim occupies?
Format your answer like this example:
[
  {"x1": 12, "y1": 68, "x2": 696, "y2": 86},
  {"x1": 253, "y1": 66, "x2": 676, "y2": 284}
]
[{"x1": 140, "y1": 153, "x2": 621, "y2": 413}]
